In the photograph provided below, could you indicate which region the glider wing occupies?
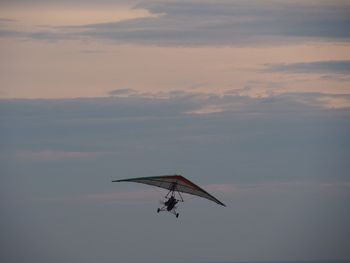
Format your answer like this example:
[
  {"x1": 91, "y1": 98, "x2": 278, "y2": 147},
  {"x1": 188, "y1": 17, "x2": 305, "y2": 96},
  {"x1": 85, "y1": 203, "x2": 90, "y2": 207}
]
[{"x1": 113, "y1": 175, "x2": 225, "y2": 206}]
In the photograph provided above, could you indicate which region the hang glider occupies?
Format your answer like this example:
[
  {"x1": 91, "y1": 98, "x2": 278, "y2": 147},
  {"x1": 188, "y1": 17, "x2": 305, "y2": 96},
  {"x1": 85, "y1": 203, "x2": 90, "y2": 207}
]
[{"x1": 112, "y1": 175, "x2": 226, "y2": 217}]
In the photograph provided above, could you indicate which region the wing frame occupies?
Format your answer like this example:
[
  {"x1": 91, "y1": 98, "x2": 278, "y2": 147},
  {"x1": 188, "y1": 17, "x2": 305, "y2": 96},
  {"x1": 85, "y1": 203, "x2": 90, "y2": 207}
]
[{"x1": 113, "y1": 175, "x2": 226, "y2": 207}]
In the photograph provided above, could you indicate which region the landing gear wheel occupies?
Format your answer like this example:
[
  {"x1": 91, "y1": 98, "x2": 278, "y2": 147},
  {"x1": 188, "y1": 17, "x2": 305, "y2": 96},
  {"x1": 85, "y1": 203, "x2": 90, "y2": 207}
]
[
  {"x1": 157, "y1": 208, "x2": 160, "y2": 213},
  {"x1": 176, "y1": 213, "x2": 179, "y2": 218}
]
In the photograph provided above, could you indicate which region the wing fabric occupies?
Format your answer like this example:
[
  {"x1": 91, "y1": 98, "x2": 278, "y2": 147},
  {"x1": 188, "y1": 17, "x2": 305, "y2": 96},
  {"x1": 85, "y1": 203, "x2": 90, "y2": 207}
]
[{"x1": 113, "y1": 175, "x2": 225, "y2": 206}]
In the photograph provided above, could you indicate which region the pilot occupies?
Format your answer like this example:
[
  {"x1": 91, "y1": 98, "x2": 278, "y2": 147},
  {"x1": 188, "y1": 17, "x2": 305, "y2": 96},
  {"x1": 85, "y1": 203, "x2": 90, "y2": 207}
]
[{"x1": 166, "y1": 196, "x2": 175, "y2": 206}]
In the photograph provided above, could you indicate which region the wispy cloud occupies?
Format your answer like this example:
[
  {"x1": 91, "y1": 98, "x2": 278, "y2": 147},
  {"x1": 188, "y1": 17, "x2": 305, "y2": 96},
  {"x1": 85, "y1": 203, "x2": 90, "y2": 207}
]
[
  {"x1": 7, "y1": 181, "x2": 349, "y2": 206},
  {"x1": 36, "y1": 189, "x2": 160, "y2": 205},
  {"x1": 0, "y1": 18, "x2": 16, "y2": 23},
  {"x1": 76, "y1": 0, "x2": 350, "y2": 46},
  {"x1": 266, "y1": 60, "x2": 350, "y2": 75},
  {"x1": 110, "y1": 88, "x2": 350, "y2": 111},
  {"x1": 206, "y1": 181, "x2": 350, "y2": 195},
  {"x1": 2, "y1": 1, "x2": 350, "y2": 46},
  {"x1": 0, "y1": 189, "x2": 160, "y2": 206},
  {"x1": 275, "y1": 92, "x2": 350, "y2": 109},
  {"x1": 108, "y1": 88, "x2": 137, "y2": 97},
  {"x1": 11, "y1": 150, "x2": 112, "y2": 162}
]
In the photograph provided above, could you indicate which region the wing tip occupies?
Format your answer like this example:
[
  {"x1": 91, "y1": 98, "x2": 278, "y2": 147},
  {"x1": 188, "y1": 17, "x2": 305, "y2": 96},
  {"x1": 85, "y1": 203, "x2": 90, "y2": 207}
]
[{"x1": 217, "y1": 200, "x2": 226, "y2": 207}]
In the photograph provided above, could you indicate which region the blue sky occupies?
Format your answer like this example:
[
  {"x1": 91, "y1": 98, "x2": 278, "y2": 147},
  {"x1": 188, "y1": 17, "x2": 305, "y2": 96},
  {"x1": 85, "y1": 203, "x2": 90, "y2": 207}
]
[{"x1": 1, "y1": 1, "x2": 350, "y2": 263}]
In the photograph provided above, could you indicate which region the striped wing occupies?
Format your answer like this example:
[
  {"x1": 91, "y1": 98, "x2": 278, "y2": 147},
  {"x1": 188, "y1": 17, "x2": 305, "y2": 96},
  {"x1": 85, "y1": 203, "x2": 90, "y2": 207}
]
[{"x1": 113, "y1": 175, "x2": 225, "y2": 206}]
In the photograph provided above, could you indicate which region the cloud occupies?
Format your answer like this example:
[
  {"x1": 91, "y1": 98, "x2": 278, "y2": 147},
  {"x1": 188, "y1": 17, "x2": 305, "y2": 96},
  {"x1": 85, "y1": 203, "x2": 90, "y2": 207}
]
[
  {"x1": 274, "y1": 92, "x2": 350, "y2": 109},
  {"x1": 69, "y1": 0, "x2": 350, "y2": 45},
  {"x1": 0, "y1": 18, "x2": 16, "y2": 23},
  {"x1": 69, "y1": 1, "x2": 350, "y2": 46},
  {"x1": 266, "y1": 60, "x2": 350, "y2": 75},
  {"x1": 8, "y1": 180, "x2": 350, "y2": 206},
  {"x1": 108, "y1": 88, "x2": 137, "y2": 96},
  {"x1": 0, "y1": 27, "x2": 70, "y2": 41},
  {"x1": 6, "y1": 189, "x2": 160, "y2": 205},
  {"x1": 205, "y1": 181, "x2": 350, "y2": 196},
  {"x1": 10, "y1": 150, "x2": 111, "y2": 162},
  {"x1": 0, "y1": 0, "x2": 138, "y2": 8},
  {"x1": 1, "y1": 90, "x2": 350, "y2": 186},
  {"x1": 2, "y1": 1, "x2": 350, "y2": 46},
  {"x1": 1, "y1": 92, "x2": 349, "y2": 263}
]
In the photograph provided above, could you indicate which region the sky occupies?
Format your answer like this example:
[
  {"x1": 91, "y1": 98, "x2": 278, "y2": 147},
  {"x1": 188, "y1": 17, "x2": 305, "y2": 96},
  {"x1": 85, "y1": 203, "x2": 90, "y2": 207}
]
[{"x1": 1, "y1": 1, "x2": 350, "y2": 263}]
